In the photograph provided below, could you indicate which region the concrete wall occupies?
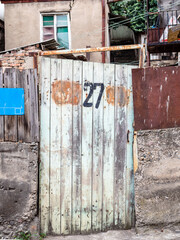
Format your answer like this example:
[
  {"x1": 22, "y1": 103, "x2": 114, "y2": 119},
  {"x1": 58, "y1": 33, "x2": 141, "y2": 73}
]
[
  {"x1": 4, "y1": 0, "x2": 109, "y2": 63},
  {"x1": 0, "y1": 142, "x2": 38, "y2": 239},
  {"x1": 135, "y1": 128, "x2": 180, "y2": 228}
]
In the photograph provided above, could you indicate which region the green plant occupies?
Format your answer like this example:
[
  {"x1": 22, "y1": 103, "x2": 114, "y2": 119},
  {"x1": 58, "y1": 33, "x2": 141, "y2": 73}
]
[
  {"x1": 39, "y1": 233, "x2": 46, "y2": 240},
  {"x1": 110, "y1": 0, "x2": 158, "y2": 32},
  {"x1": 15, "y1": 231, "x2": 32, "y2": 240}
]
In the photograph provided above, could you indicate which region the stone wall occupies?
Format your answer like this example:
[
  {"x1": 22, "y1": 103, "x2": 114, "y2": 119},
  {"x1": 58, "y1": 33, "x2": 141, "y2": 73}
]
[
  {"x1": 135, "y1": 128, "x2": 180, "y2": 228},
  {"x1": 0, "y1": 142, "x2": 38, "y2": 239}
]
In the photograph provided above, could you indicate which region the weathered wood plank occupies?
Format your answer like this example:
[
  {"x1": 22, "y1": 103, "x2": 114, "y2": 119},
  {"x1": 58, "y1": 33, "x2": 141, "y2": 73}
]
[
  {"x1": 17, "y1": 70, "x2": 26, "y2": 142},
  {"x1": 61, "y1": 59, "x2": 73, "y2": 235},
  {"x1": 34, "y1": 69, "x2": 39, "y2": 142},
  {"x1": 29, "y1": 69, "x2": 39, "y2": 142},
  {"x1": 40, "y1": 57, "x2": 51, "y2": 234},
  {"x1": 125, "y1": 66, "x2": 136, "y2": 228},
  {"x1": 49, "y1": 59, "x2": 61, "y2": 234},
  {"x1": 4, "y1": 68, "x2": 17, "y2": 142},
  {"x1": 0, "y1": 68, "x2": 4, "y2": 141},
  {"x1": 81, "y1": 61, "x2": 93, "y2": 233},
  {"x1": 92, "y1": 62, "x2": 104, "y2": 232},
  {"x1": 114, "y1": 65, "x2": 127, "y2": 228},
  {"x1": 17, "y1": 69, "x2": 39, "y2": 143},
  {"x1": 72, "y1": 60, "x2": 82, "y2": 234},
  {"x1": 102, "y1": 64, "x2": 115, "y2": 230},
  {"x1": 25, "y1": 70, "x2": 32, "y2": 142},
  {"x1": 18, "y1": 70, "x2": 31, "y2": 142}
]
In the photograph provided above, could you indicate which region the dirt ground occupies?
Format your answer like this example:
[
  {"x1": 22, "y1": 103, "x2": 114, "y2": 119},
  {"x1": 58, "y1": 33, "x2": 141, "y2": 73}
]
[{"x1": 45, "y1": 228, "x2": 180, "y2": 240}]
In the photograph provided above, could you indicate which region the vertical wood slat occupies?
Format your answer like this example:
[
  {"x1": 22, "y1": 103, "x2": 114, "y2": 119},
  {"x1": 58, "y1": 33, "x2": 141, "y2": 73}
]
[
  {"x1": 40, "y1": 57, "x2": 51, "y2": 234},
  {"x1": 17, "y1": 70, "x2": 25, "y2": 142},
  {"x1": 102, "y1": 64, "x2": 115, "y2": 230},
  {"x1": 114, "y1": 65, "x2": 127, "y2": 228},
  {"x1": 4, "y1": 68, "x2": 17, "y2": 142},
  {"x1": 72, "y1": 61, "x2": 82, "y2": 233},
  {"x1": 125, "y1": 66, "x2": 137, "y2": 228},
  {"x1": 24, "y1": 70, "x2": 32, "y2": 142},
  {"x1": 81, "y1": 61, "x2": 93, "y2": 233},
  {"x1": 30, "y1": 69, "x2": 39, "y2": 142},
  {"x1": 0, "y1": 68, "x2": 4, "y2": 141},
  {"x1": 17, "y1": 69, "x2": 39, "y2": 143},
  {"x1": 92, "y1": 62, "x2": 104, "y2": 232},
  {"x1": 49, "y1": 59, "x2": 61, "y2": 234},
  {"x1": 61, "y1": 59, "x2": 73, "y2": 235}
]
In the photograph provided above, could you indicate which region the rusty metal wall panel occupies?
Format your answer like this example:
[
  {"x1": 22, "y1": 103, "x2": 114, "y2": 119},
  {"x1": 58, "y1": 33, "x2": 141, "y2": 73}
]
[
  {"x1": 40, "y1": 58, "x2": 136, "y2": 235},
  {"x1": 132, "y1": 66, "x2": 180, "y2": 131}
]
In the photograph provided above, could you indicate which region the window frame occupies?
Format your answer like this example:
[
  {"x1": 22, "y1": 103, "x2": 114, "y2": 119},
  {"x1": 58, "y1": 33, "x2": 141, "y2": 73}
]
[{"x1": 40, "y1": 12, "x2": 71, "y2": 49}]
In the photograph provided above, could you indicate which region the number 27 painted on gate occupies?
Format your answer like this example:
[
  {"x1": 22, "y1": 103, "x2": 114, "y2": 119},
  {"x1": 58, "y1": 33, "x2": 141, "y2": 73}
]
[{"x1": 83, "y1": 83, "x2": 104, "y2": 109}]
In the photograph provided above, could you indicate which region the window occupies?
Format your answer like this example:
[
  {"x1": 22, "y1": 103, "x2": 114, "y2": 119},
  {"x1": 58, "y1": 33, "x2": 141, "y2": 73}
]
[{"x1": 42, "y1": 14, "x2": 70, "y2": 49}]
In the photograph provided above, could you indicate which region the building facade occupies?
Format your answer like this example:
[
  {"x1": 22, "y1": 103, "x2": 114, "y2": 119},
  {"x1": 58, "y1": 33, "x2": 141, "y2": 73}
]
[{"x1": 2, "y1": 0, "x2": 110, "y2": 62}]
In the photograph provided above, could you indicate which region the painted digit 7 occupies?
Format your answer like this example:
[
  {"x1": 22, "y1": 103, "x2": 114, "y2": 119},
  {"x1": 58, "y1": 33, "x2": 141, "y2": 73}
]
[
  {"x1": 94, "y1": 83, "x2": 104, "y2": 109},
  {"x1": 83, "y1": 82, "x2": 104, "y2": 109}
]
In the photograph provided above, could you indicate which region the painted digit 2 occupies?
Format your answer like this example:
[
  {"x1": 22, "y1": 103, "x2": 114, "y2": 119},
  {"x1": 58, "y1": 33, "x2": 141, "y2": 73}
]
[{"x1": 83, "y1": 82, "x2": 104, "y2": 109}]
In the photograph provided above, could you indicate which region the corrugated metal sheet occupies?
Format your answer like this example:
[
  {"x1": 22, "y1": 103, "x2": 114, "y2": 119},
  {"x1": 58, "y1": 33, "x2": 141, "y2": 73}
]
[
  {"x1": 132, "y1": 66, "x2": 180, "y2": 131},
  {"x1": 40, "y1": 58, "x2": 136, "y2": 235}
]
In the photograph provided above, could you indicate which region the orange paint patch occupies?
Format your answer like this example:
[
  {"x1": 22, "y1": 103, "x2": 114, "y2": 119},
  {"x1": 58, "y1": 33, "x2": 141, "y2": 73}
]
[
  {"x1": 52, "y1": 80, "x2": 81, "y2": 105},
  {"x1": 106, "y1": 86, "x2": 130, "y2": 107}
]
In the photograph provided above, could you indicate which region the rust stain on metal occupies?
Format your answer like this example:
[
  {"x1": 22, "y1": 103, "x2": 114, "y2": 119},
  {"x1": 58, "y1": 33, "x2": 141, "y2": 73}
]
[
  {"x1": 132, "y1": 66, "x2": 180, "y2": 130},
  {"x1": 52, "y1": 80, "x2": 81, "y2": 105},
  {"x1": 106, "y1": 86, "x2": 130, "y2": 107},
  {"x1": 40, "y1": 44, "x2": 144, "y2": 56}
]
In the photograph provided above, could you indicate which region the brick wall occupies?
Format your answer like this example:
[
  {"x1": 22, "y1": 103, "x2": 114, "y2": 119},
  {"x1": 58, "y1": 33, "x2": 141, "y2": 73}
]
[{"x1": 0, "y1": 46, "x2": 39, "y2": 70}]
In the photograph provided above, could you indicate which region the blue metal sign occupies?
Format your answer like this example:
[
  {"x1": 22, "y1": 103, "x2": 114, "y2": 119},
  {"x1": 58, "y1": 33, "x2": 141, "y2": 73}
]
[{"x1": 0, "y1": 88, "x2": 24, "y2": 115}]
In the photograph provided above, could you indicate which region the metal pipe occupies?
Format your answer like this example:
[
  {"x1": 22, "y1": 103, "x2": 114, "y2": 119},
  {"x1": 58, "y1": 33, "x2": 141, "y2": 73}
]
[
  {"x1": 147, "y1": 0, "x2": 150, "y2": 66},
  {"x1": 39, "y1": 44, "x2": 144, "y2": 56},
  {"x1": 102, "y1": 0, "x2": 106, "y2": 63}
]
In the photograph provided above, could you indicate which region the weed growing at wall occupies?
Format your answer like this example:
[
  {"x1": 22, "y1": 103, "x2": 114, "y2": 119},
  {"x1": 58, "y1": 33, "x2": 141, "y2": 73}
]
[
  {"x1": 15, "y1": 231, "x2": 32, "y2": 240},
  {"x1": 15, "y1": 231, "x2": 46, "y2": 240}
]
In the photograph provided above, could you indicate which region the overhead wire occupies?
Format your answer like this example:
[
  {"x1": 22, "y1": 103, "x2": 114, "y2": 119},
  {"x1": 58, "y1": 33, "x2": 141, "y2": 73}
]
[
  {"x1": 106, "y1": 0, "x2": 180, "y2": 33},
  {"x1": 109, "y1": 1, "x2": 180, "y2": 29}
]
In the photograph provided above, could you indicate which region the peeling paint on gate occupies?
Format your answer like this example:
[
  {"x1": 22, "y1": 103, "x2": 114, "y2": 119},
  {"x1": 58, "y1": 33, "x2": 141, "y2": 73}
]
[
  {"x1": 52, "y1": 81, "x2": 130, "y2": 108},
  {"x1": 52, "y1": 80, "x2": 81, "y2": 105},
  {"x1": 40, "y1": 58, "x2": 136, "y2": 236},
  {"x1": 106, "y1": 86, "x2": 130, "y2": 106}
]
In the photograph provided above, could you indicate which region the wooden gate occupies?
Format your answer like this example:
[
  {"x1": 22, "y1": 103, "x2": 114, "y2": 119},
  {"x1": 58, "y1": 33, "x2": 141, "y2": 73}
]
[{"x1": 40, "y1": 58, "x2": 135, "y2": 235}]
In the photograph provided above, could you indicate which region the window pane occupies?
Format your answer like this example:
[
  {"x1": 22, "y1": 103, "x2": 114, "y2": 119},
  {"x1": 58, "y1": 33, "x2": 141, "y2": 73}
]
[
  {"x1": 43, "y1": 34, "x2": 54, "y2": 41},
  {"x1": 43, "y1": 27, "x2": 54, "y2": 41},
  {"x1": 43, "y1": 16, "x2": 54, "y2": 26},
  {"x1": 57, "y1": 27, "x2": 69, "y2": 49},
  {"x1": 57, "y1": 15, "x2": 68, "y2": 27}
]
